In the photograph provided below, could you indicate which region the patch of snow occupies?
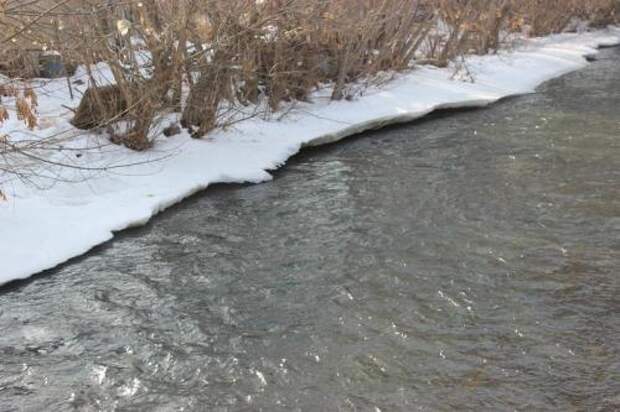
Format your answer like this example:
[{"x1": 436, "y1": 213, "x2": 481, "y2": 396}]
[{"x1": 1, "y1": 27, "x2": 619, "y2": 286}]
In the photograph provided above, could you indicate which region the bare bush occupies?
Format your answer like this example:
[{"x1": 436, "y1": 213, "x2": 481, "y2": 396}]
[
  {"x1": 510, "y1": 0, "x2": 618, "y2": 36},
  {"x1": 1, "y1": 0, "x2": 618, "y2": 151}
]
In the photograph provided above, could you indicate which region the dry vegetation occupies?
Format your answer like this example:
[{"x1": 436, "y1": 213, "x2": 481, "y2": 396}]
[{"x1": 0, "y1": 0, "x2": 618, "y2": 154}]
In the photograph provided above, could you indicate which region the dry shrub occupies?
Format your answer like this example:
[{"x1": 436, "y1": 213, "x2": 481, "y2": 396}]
[
  {"x1": 0, "y1": 0, "x2": 191, "y2": 149},
  {"x1": 0, "y1": 79, "x2": 41, "y2": 189},
  {"x1": 1, "y1": 0, "x2": 618, "y2": 148},
  {"x1": 181, "y1": 0, "x2": 431, "y2": 135},
  {"x1": 422, "y1": 0, "x2": 512, "y2": 66},
  {"x1": 510, "y1": 0, "x2": 618, "y2": 36},
  {"x1": 0, "y1": 82, "x2": 38, "y2": 130},
  {"x1": 420, "y1": 0, "x2": 618, "y2": 65}
]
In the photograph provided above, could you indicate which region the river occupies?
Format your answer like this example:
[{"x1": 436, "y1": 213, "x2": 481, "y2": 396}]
[{"x1": 1, "y1": 47, "x2": 619, "y2": 411}]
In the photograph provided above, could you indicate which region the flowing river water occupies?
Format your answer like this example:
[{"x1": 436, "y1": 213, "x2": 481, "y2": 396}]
[{"x1": 1, "y1": 47, "x2": 619, "y2": 411}]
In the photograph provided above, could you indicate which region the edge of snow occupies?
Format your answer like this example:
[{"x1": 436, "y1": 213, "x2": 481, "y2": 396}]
[{"x1": 1, "y1": 27, "x2": 619, "y2": 286}]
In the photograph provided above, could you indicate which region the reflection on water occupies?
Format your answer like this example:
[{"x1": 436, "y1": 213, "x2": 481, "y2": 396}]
[{"x1": 1, "y1": 47, "x2": 619, "y2": 411}]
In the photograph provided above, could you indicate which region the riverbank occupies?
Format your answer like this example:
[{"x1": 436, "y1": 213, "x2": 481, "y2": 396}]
[{"x1": 1, "y1": 27, "x2": 619, "y2": 286}]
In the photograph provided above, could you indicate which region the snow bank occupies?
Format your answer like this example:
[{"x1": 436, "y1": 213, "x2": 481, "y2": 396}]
[{"x1": 1, "y1": 28, "x2": 619, "y2": 286}]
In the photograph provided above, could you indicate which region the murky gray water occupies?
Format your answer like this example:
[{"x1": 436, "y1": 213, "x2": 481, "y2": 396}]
[{"x1": 2, "y1": 47, "x2": 620, "y2": 411}]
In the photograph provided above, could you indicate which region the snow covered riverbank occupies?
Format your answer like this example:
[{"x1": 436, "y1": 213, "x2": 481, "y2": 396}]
[{"x1": 1, "y1": 27, "x2": 619, "y2": 286}]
